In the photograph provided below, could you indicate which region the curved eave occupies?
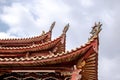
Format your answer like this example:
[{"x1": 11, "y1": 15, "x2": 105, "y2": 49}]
[
  {"x1": 0, "y1": 31, "x2": 51, "y2": 44},
  {"x1": 0, "y1": 35, "x2": 63, "y2": 53},
  {"x1": 0, "y1": 37, "x2": 98, "y2": 67}
]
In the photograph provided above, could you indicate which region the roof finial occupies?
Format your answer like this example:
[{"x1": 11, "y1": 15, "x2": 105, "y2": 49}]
[
  {"x1": 89, "y1": 22, "x2": 102, "y2": 40},
  {"x1": 91, "y1": 22, "x2": 102, "y2": 35},
  {"x1": 49, "y1": 21, "x2": 56, "y2": 32},
  {"x1": 63, "y1": 23, "x2": 69, "y2": 34}
]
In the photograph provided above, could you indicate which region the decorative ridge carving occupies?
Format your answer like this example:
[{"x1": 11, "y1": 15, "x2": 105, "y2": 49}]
[
  {"x1": 89, "y1": 22, "x2": 102, "y2": 40},
  {"x1": 49, "y1": 21, "x2": 56, "y2": 32},
  {"x1": 63, "y1": 23, "x2": 69, "y2": 35}
]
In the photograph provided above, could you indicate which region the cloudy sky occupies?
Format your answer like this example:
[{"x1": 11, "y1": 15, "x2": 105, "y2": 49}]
[{"x1": 0, "y1": 0, "x2": 120, "y2": 80}]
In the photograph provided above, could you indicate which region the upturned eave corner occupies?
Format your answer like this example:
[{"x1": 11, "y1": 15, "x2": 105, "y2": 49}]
[{"x1": 88, "y1": 22, "x2": 102, "y2": 52}]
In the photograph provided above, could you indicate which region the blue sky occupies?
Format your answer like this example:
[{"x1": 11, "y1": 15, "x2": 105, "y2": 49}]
[{"x1": 0, "y1": 0, "x2": 120, "y2": 80}]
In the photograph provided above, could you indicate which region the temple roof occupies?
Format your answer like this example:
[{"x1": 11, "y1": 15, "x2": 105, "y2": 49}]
[
  {"x1": 0, "y1": 22, "x2": 101, "y2": 65},
  {"x1": 0, "y1": 22, "x2": 102, "y2": 80}
]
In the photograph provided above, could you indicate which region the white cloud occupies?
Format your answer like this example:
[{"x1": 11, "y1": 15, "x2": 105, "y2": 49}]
[
  {"x1": 0, "y1": 3, "x2": 30, "y2": 36},
  {"x1": 28, "y1": 0, "x2": 71, "y2": 26},
  {"x1": 0, "y1": 0, "x2": 6, "y2": 3},
  {"x1": 101, "y1": 10, "x2": 115, "y2": 26},
  {"x1": 99, "y1": 57, "x2": 120, "y2": 80},
  {"x1": 0, "y1": 32, "x2": 16, "y2": 39},
  {"x1": 1, "y1": 3, "x2": 23, "y2": 25},
  {"x1": 0, "y1": 0, "x2": 71, "y2": 37},
  {"x1": 79, "y1": 0, "x2": 94, "y2": 7}
]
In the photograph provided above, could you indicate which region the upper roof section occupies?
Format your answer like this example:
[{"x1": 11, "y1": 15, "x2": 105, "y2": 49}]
[
  {"x1": 0, "y1": 22, "x2": 56, "y2": 47},
  {"x1": 0, "y1": 23, "x2": 69, "y2": 54}
]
